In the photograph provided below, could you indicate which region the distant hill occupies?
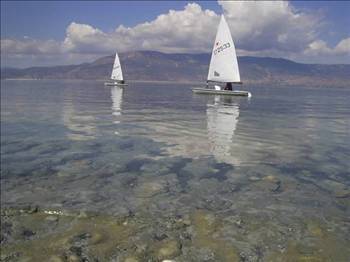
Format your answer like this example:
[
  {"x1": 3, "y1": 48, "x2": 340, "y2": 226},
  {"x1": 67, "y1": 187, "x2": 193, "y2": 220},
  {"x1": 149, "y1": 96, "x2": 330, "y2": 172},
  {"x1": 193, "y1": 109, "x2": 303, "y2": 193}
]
[{"x1": 1, "y1": 51, "x2": 349, "y2": 87}]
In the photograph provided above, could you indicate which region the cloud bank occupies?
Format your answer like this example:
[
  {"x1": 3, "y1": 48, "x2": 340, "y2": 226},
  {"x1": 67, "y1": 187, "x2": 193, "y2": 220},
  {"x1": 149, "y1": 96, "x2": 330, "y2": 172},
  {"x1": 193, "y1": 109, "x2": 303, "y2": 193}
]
[{"x1": 1, "y1": 1, "x2": 349, "y2": 67}]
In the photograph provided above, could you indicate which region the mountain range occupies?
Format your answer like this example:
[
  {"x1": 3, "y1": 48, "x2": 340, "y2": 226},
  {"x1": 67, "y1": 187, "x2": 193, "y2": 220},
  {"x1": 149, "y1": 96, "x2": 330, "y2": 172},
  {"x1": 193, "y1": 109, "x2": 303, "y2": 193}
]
[{"x1": 2, "y1": 51, "x2": 349, "y2": 87}]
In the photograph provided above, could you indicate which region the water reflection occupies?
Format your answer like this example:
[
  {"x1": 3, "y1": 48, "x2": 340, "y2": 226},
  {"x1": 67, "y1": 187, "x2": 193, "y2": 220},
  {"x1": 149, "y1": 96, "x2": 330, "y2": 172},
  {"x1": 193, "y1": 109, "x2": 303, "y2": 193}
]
[
  {"x1": 62, "y1": 93, "x2": 96, "y2": 141},
  {"x1": 111, "y1": 87, "x2": 123, "y2": 135},
  {"x1": 207, "y1": 96, "x2": 240, "y2": 165}
]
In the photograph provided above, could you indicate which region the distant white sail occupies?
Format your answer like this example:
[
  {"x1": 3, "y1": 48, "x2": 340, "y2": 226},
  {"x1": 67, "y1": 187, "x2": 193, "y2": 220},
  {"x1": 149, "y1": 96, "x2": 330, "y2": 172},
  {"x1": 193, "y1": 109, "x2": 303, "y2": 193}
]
[
  {"x1": 207, "y1": 15, "x2": 240, "y2": 83},
  {"x1": 111, "y1": 52, "x2": 123, "y2": 81}
]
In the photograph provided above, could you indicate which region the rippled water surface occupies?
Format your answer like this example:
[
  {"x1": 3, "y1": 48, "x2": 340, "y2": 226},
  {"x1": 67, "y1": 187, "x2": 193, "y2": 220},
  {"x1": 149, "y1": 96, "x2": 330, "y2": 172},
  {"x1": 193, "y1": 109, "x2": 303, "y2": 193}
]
[{"x1": 1, "y1": 80, "x2": 350, "y2": 260}]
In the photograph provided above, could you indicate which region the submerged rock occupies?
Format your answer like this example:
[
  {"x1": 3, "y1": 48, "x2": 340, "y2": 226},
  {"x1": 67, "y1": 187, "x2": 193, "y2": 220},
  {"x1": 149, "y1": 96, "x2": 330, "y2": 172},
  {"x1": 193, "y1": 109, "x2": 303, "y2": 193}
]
[
  {"x1": 0, "y1": 208, "x2": 135, "y2": 261},
  {"x1": 134, "y1": 180, "x2": 167, "y2": 198},
  {"x1": 190, "y1": 210, "x2": 240, "y2": 261},
  {"x1": 89, "y1": 232, "x2": 104, "y2": 245},
  {"x1": 265, "y1": 218, "x2": 350, "y2": 262},
  {"x1": 45, "y1": 215, "x2": 59, "y2": 222},
  {"x1": 48, "y1": 255, "x2": 65, "y2": 262},
  {"x1": 22, "y1": 228, "x2": 36, "y2": 239},
  {"x1": 248, "y1": 176, "x2": 261, "y2": 182},
  {"x1": 18, "y1": 205, "x2": 39, "y2": 214},
  {"x1": 124, "y1": 257, "x2": 139, "y2": 262},
  {"x1": 155, "y1": 239, "x2": 182, "y2": 260},
  {"x1": 317, "y1": 179, "x2": 350, "y2": 198},
  {"x1": 67, "y1": 254, "x2": 80, "y2": 262},
  {"x1": 0, "y1": 252, "x2": 20, "y2": 261},
  {"x1": 249, "y1": 175, "x2": 283, "y2": 193}
]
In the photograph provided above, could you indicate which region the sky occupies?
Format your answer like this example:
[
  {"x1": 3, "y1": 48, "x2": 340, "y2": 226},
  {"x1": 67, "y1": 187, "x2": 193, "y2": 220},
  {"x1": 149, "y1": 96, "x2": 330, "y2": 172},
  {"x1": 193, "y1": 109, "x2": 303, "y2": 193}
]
[{"x1": 1, "y1": 1, "x2": 349, "y2": 68}]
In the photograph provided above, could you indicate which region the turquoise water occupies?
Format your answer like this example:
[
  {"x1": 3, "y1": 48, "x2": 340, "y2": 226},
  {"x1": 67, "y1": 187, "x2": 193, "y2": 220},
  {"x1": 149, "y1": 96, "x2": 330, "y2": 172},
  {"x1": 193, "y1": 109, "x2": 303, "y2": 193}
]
[{"x1": 1, "y1": 80, "x2": 350, "y2": 259}]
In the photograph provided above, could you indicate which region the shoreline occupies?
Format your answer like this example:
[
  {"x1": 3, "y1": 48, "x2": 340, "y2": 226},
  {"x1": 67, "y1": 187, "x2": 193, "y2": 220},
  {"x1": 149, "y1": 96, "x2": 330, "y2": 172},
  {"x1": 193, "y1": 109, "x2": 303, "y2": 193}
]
[
  {"x1": 1, "y1": 204, "x2": 349, "y2": 261},
  {"x1": 1, "y1": 78, "x2": 349, "y2": 88}
]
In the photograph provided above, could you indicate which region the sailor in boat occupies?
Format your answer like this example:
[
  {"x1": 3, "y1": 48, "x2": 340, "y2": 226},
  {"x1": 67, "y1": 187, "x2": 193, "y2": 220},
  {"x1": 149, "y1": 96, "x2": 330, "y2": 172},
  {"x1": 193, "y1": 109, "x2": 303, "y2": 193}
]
[{"x1": 224, "y1": 82, "x2": 233, "y2": 91}]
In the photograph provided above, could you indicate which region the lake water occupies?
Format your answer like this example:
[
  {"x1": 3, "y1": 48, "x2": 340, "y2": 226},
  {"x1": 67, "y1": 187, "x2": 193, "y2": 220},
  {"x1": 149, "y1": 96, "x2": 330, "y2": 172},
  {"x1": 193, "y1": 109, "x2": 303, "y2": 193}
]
[{"x1": 1, "y1": 80, "x2": 350, "y2": 260}]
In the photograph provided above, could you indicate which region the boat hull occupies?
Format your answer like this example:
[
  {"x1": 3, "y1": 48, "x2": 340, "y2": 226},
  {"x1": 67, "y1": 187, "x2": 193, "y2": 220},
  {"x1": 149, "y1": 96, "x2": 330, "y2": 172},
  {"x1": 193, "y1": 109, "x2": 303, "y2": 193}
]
[
  {"x1": 104, "y1": 82, "x2": 128, "y2": 87},
  {"x1": 192, "y1": 88, "x2": 251, "y2": 97}
]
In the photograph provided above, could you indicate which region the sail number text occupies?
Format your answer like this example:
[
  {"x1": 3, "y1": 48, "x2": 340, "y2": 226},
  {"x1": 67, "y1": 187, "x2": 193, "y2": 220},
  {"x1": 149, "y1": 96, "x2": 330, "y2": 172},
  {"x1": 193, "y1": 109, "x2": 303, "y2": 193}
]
[{"x1": 214, "y1": 42, "x2": 231, "y2": 55}]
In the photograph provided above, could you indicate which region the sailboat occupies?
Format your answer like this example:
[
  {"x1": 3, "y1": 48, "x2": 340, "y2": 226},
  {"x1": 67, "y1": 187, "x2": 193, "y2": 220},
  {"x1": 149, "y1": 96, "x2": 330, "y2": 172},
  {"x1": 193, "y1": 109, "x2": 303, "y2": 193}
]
[
  {"x1": 192, "y1": 15, "x2": 251, "y2": 97},
  {"x1": 104, "y1": 52, "x2": 128, "y2": 86}
]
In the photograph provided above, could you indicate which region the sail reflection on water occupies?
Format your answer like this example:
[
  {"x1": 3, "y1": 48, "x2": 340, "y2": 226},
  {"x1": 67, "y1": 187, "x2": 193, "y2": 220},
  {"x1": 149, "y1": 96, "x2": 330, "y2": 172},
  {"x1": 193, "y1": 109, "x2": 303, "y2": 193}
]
[
  {"x1": 111, "y1": 86, "x2": 123, "y2": 134},
  {"x1": 62, "y1": 96, "x2": 96, "y2": 141},
  {"x1": 207, "y1": 96, "x2": 240, "y2": 165}
]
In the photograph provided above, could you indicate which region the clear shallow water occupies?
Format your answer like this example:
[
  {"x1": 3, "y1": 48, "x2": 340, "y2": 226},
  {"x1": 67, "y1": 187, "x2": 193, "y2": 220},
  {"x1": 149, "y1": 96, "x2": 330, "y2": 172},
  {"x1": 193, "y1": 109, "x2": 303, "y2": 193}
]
[{"x1": 1, "y1": 80, "x2": 350, "y2": 260}]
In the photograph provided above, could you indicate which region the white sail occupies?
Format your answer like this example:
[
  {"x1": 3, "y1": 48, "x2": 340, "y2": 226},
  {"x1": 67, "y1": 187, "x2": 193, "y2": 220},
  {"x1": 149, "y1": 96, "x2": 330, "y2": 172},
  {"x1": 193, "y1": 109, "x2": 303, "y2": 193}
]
[
  {"x1": 111, "y1": 52, "x2": 123, "y2": 81},
  {"x1": 207, "y1": 15, "x2": 240, "y2": 83}
]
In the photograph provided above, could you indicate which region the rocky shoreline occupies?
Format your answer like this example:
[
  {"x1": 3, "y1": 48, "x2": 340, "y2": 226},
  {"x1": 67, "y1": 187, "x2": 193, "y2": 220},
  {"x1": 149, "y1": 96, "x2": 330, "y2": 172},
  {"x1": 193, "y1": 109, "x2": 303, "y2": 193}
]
[{"x1": 1, "y1": 204, "x2": 350, "y2": 262}]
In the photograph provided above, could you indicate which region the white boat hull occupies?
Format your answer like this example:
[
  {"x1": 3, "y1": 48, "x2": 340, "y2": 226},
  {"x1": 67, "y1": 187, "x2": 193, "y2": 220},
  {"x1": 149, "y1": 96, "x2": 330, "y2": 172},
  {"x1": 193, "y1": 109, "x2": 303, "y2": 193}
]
[
  {"x1": 192, "y1": 88, "x2": 251, "y2": 97},
  {"x1": 104, "y1": 82, "x2": 128, "y2": 87}
]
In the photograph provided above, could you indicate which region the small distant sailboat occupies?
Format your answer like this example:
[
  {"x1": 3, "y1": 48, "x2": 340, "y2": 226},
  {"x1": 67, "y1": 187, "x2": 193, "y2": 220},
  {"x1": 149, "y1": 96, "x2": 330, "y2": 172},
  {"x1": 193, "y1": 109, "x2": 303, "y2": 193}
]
[
  {"x1": 104, "y1": 52, "x2": 128, "y2": 87},
  {"x1": 193, "y1": 15, "x2": 251, "y2": 97}
]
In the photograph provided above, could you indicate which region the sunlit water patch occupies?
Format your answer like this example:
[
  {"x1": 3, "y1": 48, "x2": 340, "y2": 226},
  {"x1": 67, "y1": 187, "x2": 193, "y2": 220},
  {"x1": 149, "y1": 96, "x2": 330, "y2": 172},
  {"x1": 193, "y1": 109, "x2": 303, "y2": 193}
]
[{"x1": 1, "y1": 80, "x2": 349, "y2": 261}]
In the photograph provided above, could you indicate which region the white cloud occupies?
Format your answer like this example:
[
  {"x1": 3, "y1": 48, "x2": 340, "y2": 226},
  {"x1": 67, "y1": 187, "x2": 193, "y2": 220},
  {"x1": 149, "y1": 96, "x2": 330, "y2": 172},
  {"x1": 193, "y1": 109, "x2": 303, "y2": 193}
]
[
  {"x1": 305, "y1": 37, "x2": 350, "y2": 56},
  {"x1": 305, "y1": 40, "x2": 332, "y2": 55},
  {"x1": 60, "y1": 3, "x2": 219, "y2": 54},
  {"x1": 0, "y1": 37, "x2": 101, "y2": 67},
  {"x1": 1, "y1": 1, "x2": 349, "y2": 67},
  {"x1": 218, "y1": 0, "x2": 320, "y2": 52},
  {"x1": 114, "y1": 3, "x2": 218, "y2": 53},
  {"x1": 63, "y1": 22, "x2": 116, "y2": 53},
  {"x1": 61, "y1": 1, "x2": 321, "y2": 55},
  {"x1": 334, "y1": 37, "x2": 350, "y2": 54},
  {"x1": 1, "y1": 38, "x2": 62, "y2": 54},
  {"x1": 298, "y1": 37, "x2": 350, "y2": 63}
]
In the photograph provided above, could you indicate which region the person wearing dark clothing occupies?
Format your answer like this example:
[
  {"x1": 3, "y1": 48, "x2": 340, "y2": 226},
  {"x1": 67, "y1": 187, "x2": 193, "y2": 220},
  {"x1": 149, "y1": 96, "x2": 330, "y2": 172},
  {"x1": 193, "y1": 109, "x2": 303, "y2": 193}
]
[{"x1": 224, "y1": 82, "x2": 233, "y2": 90}]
